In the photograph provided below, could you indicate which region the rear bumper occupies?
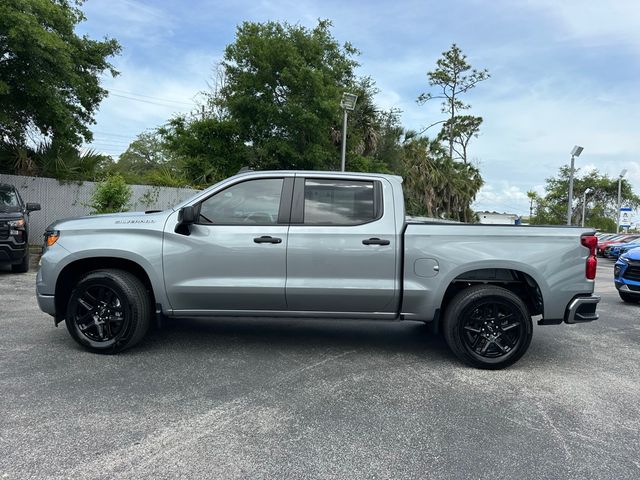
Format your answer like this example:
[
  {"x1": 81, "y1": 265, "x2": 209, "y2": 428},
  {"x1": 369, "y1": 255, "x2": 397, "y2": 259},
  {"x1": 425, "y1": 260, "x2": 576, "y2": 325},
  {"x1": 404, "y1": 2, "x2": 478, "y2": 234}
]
[{"x1": 564, "y1": 295, "x2": 600, "y2": 324}]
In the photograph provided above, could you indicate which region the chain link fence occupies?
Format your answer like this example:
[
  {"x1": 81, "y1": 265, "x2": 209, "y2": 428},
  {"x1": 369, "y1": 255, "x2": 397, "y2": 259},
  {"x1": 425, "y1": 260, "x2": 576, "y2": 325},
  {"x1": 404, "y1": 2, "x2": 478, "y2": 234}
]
[{"x1": 0, "y1": 173, "x2": 199, "y2": 244}]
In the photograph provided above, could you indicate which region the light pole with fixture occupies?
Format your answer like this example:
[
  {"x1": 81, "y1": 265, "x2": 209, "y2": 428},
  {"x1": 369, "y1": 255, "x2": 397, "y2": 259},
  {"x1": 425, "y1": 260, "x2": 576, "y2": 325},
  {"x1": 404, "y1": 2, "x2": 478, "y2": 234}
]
[
  {"x1": 566, "y1": 145, "x2": 584, "y2": 225},
  {"x1": 581, "y1": 187, "x2": 593, "y2": 228},
  {"x1": 617, "y1": 168, "x2": 627, "y2": 233},
  {"x1": 340, "y1": 92, "x2": 358, "y2": 172}
]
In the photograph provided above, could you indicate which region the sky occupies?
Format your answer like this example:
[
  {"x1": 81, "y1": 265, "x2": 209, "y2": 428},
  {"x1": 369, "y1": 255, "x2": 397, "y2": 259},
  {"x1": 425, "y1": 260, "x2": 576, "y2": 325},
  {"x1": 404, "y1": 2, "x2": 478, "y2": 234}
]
[{"x1": 77, "y1": 0, "x2": 640, "y2": 219}]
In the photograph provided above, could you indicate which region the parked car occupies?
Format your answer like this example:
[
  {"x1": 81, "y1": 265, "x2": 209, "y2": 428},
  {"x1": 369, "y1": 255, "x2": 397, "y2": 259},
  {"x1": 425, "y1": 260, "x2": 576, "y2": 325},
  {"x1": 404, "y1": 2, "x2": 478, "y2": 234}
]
[
  {"x1": 615, "y1": 240, "x2": 640, "y2": 258},
  {"x1": 0, "y1": 183, "x2": 40, "y2": 273},
  {"x1": 598, "y1": 234, "x2": 640, "y2": 256},
  {"x1": 605, "y1": 238, "x2": 640, "y2": 258},
  {"x1": 36, "y1": 170, "x2": 600, "y2": 369},
  {"x1": 614, "y1": 247, "x2": 640, "y2": 303}
]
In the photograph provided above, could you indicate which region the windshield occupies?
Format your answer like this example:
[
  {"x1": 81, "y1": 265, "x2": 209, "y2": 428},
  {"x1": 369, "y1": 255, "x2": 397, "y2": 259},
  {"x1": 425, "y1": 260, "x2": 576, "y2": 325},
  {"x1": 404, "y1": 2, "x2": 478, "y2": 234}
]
[{"x1": 0, "y1": 188, "x2": 19, "y2": 210}]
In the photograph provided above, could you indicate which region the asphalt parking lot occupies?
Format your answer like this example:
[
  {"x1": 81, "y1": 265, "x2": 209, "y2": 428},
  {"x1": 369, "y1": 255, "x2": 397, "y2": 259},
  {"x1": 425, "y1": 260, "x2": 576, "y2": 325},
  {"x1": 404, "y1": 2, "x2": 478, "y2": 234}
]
[{"x1": 1, "y1": 261, "x2": 639, "y2": 480}]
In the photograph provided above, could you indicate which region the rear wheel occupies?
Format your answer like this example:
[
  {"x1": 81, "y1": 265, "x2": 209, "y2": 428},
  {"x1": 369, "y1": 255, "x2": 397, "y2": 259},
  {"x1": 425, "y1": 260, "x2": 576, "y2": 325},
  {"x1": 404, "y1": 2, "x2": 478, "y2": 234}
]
[
  {"x1": 65, "y1": 269, "x2": 151, "y2": 353},
  {"x1": 619, "y1": 291, "x2": 640, "y2": 303},
  {"x1": 443, "y1": 285, "x2": 533, "y2": 369}
]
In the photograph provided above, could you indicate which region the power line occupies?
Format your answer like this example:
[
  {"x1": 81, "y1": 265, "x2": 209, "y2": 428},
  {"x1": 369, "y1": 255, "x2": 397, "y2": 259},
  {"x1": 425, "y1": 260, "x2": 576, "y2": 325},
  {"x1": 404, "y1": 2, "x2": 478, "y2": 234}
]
[
  {"x1": 92, "y1": 131, "x2": 136, "y2": 138},
  {"x1": 108, "y1": 88, "x2": 197, "y2": 106},
  {"x1": 108, "y1": 93, "x2": 195, "y2": 108}
]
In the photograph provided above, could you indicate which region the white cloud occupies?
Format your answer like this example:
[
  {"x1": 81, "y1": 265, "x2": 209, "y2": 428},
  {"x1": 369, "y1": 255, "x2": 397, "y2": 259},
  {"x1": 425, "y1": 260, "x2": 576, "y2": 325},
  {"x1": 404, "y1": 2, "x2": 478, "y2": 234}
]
[{"x1": 80, "y1": 0, "x2": 174, "y2": 45}]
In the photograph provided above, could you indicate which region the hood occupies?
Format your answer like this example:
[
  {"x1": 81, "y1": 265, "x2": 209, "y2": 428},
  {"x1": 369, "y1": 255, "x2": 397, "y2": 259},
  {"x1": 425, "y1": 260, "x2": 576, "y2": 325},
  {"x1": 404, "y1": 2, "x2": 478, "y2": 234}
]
[
  {"x1": 0, "y1": 210, "x2": 23, "y2": 220},
  {"x1": 48, "y1": 210, "x2": 171, "y2": 231},
  {"x1": 0, "y1": 206, "x2": 22, "y2": 215},
  {"x1": 621, "y1": 247, "x2": 640, "y2": 260}
]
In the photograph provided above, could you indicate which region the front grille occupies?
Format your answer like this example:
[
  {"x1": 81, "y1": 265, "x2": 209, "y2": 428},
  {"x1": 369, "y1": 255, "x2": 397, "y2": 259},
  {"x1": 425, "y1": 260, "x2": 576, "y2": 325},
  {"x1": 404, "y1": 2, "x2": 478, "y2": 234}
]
[
  {"x1": 623, "y1": 265, "x2": 640, "y2": 282},
  {"x1": 0, "y1": 221, "x2": 8, "y2": 239}
]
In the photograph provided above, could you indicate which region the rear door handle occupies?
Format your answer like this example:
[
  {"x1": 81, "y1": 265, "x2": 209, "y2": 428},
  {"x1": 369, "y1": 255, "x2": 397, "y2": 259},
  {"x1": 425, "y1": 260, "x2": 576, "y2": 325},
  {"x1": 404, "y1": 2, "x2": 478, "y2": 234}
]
[
  {"x1": 254, "y1": 235, "x2": 282, "y2": 244},
  {"x1": 362, "y1": 237, "x2": 390, "y2": 246}
]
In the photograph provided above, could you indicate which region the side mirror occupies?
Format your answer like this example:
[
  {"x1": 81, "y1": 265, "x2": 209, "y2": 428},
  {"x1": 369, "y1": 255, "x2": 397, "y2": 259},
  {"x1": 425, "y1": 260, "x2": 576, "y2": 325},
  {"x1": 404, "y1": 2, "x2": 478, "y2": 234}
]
[
  {"x1": 176, "y1": 206, "x2": 196, "y2": 235},
  {"x1": 26, "y1": 203, "x2": 41, "y2": 212},
  {"x1": 178, "y1": 206, "x2": 196, "y2": 225}
]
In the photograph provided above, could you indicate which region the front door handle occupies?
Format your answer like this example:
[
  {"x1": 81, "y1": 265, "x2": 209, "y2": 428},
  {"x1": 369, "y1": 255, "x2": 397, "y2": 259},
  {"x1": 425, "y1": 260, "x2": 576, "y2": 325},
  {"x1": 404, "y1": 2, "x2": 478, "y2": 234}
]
[
  {"x1": 362, "y1": 237, "x2": 390, "y2": 246},
  {"x1": 254, "y1": 235, "x2": 282, "y2": 244}
]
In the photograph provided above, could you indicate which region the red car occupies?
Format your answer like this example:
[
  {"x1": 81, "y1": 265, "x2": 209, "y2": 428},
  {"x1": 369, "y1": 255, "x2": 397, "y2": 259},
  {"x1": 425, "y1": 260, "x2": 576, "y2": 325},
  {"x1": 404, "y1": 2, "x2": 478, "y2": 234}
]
[{"x1": 598, "y1": 234, "x2": 640, "y2": 256}]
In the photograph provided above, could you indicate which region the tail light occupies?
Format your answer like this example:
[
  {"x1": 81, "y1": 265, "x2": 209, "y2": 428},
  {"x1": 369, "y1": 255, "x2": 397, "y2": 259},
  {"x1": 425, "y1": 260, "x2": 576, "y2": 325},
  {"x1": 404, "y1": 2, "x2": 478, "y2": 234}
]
[{"x1": 581, "y1": 235, "x2": 597, "y2": 280}]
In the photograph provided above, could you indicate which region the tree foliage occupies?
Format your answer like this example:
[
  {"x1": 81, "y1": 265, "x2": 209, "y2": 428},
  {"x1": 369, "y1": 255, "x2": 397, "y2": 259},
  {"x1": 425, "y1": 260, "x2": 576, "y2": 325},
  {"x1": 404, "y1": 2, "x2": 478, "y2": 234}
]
[
  {"x1": 418, "y1": 44, "x2": 489, "y2": 162},
  {"x1": 400, "y1": 134, "x2": 483, "y2": 220},
  {"x1": 0, "y1": 0, "x2": 121, "y2": 150},
  {"x1": 89, "y1": 173, "x2": 132, "y2": 214},
  {"x1": 530, "y1": 166, "x2": 640, "y2": 229},
  {"x1": 219, "y1": 19, "x2": 358, "y2": 171}
]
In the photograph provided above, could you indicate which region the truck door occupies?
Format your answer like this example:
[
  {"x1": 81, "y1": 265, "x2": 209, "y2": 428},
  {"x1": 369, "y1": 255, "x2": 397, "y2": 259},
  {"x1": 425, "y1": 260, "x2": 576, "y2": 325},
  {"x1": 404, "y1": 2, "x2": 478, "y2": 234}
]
[
  {"x1": 285, "y1": 176, "x2": 398, "y2": 313},
  {"x1": 163, "y1": 176, "x2": 292, "y2": 313}
]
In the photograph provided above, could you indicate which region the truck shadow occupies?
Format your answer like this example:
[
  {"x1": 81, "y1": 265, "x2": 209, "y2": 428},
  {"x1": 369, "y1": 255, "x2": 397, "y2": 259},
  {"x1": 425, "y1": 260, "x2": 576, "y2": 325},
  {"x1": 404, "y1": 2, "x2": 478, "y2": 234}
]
[{"x1": 138, "y1": 316, "x2": 453, "y2": 360}]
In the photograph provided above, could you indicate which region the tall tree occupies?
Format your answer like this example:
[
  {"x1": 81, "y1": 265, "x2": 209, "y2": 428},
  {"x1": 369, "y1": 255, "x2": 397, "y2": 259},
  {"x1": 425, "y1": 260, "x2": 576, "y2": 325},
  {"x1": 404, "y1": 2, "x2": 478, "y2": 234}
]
[
  {"x1": 0, "y1": 0, "x2": 121, "y2": 150},
  {"x1": 417, "y1": 44, "x2": 489, "y2": 162},
  {"x1": 399, "y1": 133, "x2": 483, "y2": 221},
  {"x1": 159, "y1": 116, "x2": 248, "y2": 187},
  {"x1": 117, "y1": 132, "x2": 170, "y2": 178},
  {"x1": 220, "y1": 19, "x2": 358, "y2": 170}
]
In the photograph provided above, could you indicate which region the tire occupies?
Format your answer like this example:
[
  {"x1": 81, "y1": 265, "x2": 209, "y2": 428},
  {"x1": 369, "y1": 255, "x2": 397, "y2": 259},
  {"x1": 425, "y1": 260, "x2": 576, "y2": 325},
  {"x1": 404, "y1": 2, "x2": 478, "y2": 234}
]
[
  {"x1": 443, "y1": 285, "x2": 533, "y2": 369},
  {"x1": 11, "y1": 249, "x2": 29, "y2": 273},
  {"x1": 619, "y1": 291, "x2": 640, "y2": 303},
  {"x1": 65, "y1": 269, "x2": 151, "y2": 353}
]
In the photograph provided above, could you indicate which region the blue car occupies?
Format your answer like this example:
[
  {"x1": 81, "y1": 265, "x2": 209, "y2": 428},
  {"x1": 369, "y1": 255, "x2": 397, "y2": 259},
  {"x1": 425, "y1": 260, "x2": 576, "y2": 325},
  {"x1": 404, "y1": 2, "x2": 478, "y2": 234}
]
[
  {"x1": 614, "y1": 247, "x2": 640, "y2": 303},
  {"x1": 616, "y1": 239, "x2": 640, "y2": 257}
]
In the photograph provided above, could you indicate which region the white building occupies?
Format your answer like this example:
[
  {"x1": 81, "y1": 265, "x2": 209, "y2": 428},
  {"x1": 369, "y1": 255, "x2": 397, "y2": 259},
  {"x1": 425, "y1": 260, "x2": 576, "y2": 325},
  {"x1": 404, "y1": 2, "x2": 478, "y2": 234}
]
[{"x1": 477, "y1": 211, "x2": 520, "y2": 225}]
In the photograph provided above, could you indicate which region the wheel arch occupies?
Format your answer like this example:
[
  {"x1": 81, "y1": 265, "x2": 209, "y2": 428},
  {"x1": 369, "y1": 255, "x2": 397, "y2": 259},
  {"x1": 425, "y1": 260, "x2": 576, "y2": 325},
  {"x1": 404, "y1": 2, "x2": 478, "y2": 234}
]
[
  {"x1": 433, "y1": 264, "x2": 547, "y2": 332},
  {"x1": 54, "y1": 256, "x2": 160, "y2": 323}
]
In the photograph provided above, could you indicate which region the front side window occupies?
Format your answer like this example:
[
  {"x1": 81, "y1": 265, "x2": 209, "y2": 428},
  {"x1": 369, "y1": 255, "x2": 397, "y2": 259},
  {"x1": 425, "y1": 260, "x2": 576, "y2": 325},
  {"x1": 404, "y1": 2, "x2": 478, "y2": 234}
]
[
  {"x1": 198, "y1": 178, "x2": 283, "y2": 225},
  {"x1": 303, "y1": 179, "x2": 377, "y2": 225}
]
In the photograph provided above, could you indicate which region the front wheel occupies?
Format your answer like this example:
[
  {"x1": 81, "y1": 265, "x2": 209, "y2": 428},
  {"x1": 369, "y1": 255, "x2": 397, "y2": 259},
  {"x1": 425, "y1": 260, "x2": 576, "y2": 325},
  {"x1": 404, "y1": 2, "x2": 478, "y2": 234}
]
[
  {"x1": 65, "y1": 269, "x2": 151, "y2": 353},
  {"x1": 443, "y1": 285, "x2": 533, "y2": 369},
  {"x1": 619, "y1": 291, "x2": 640, "y2": 303},
  {"x1": 11, "y1": 249, "x2": 29, "y2": 273}
]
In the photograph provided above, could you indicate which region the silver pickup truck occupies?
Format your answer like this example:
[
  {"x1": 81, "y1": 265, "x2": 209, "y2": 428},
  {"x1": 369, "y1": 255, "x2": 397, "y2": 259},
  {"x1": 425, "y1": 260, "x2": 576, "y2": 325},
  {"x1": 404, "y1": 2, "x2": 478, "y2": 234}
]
[{"x1": 36, "y1": 170, "x2": 600, "y2": 368}]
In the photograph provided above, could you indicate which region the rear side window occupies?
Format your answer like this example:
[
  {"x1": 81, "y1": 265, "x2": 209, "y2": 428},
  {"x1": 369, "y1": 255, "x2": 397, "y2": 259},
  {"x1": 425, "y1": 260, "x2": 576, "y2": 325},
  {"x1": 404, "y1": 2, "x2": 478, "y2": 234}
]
[{"x1": 303, "y1": 179, "x2": 378, "y2": 225}]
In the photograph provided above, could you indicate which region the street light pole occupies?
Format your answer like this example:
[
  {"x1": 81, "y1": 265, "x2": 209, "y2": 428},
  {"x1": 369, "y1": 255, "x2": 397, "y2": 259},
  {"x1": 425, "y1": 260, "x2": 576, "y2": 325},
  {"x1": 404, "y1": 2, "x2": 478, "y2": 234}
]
[
  {"x1": 617, "y1": 169, "x2": 627, "y2": 233},
  {"x1": 566, "y1": 145, "x2": 584, "y2": 225},
  {"x1": 339, "y1": 93, "x2": 358, "y2": 172},
  {"x1": 581, "y1": 187, "x2": 592, "y2": 228},
  {"x1": 340, "y1": 109, "x2": 348, "y2": 172}
]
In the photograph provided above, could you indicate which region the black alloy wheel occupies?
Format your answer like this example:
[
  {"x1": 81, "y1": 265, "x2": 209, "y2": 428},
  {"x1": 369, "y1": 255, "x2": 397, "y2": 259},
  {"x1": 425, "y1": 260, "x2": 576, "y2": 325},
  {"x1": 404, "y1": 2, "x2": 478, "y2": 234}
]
[
  {"x1": 65, "y1": 269, "x2": 151, "y2": 353},
  {"x1": 71, "y1": 284, "x2": 127, "y2": 344},
  {"x1": 459, "y1": 300, "x2": 524, "y2": 359},
  {"x1": 443, "y1": 285, "x2": 533, "y2": 369}
]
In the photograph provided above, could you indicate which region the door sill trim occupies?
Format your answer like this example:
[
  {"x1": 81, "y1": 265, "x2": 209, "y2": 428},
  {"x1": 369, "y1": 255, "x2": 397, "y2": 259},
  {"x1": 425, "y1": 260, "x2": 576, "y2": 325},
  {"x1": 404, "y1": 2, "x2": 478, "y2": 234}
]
[{"x1": 168, "y1": 309, "x2": 399, "y2": 320}]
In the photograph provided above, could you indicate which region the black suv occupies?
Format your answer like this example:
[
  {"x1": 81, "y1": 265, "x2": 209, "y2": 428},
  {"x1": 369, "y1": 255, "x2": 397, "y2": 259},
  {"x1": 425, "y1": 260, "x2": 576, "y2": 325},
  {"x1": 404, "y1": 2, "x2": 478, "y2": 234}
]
[{"x1": 0, "y1": 184, "x2": 40, "y2": 273}]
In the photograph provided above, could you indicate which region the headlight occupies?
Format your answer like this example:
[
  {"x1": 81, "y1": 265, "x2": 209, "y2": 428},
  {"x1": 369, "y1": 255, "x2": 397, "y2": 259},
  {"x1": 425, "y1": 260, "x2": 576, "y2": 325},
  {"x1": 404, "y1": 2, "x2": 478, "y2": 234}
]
[
  {"x1": 43, "y1": 230, "x2": 60, "y2": 248},
  {"x1": 8, "y1": 218, "x2": 25, "y2": 230},
  {"x1": 619, "y1": 254, "x2": 629, "y2": 262},
  {"x1": 614, "y1": 264, "x2": 622, "y2": 277}
]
